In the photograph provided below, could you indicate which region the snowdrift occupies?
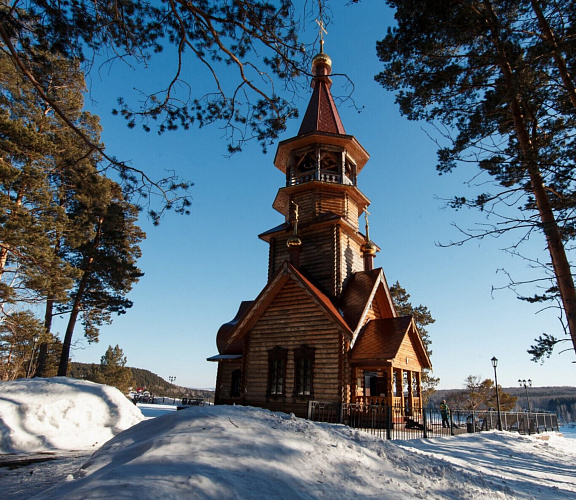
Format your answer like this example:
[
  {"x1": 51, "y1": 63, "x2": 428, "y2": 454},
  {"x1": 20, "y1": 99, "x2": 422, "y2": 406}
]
[
  {"x1": 39, "y1": 405, "x2": 575, "y2": 499},
  {"x1": 0, "y1": 377, "x2": 144, "y2": 453},
  {"x1": 1, "y1": 378, "x2": 575, "y2": 499}
]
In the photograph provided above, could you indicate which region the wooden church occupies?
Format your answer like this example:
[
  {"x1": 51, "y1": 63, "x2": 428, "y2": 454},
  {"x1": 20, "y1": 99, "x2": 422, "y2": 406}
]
[{"x1": 208, "y1": 47, "x2": 431, "y2": 418}]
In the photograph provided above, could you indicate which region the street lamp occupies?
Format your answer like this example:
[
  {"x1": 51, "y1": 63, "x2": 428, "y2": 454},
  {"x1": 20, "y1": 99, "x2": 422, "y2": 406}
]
[
  {"x1": 26, "y1": 334, "x2": 40, "y2": 379},
  {"x1": 518, "y1": 378, "x2": 532, "y2": 412},
  {"x1": 169, "y1": 376, "x2": 176, "y2": 402},
  {"x1": 491, "y1": 357, "x2": 503, "y2": 431}
]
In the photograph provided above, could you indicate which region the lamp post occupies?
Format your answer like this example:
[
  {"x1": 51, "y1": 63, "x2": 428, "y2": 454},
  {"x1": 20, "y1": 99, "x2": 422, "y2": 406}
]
[
  {"x1": 518, "y1": 379, "x2": 532, "y2": 412},
  {"x1": 169, "y1": 376, "x2": 176, "y2": 403},
  {"x1": 26, "y1": 334, "x2": 40, "y2": 379},
  {"x1": 491, "y1": 357, "x2": 503, "y2": 431}
]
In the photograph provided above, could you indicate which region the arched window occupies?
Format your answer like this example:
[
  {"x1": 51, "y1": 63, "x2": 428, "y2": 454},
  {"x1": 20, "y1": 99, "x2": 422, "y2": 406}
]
[{"x1": 294, "y1": 345, "x2": 315, "y2": 397}]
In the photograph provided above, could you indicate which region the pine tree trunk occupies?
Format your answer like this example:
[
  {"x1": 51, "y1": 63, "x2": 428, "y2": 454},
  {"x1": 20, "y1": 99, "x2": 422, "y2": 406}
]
[
  {"x1": 57, "y1": 217, "x2": 103, "y2": 376},
  {"x1": 485, "y1": 0, "x2": 576, "y2": 354},
  {"x1": 57, "y1": 272, "x2": 88, "y2": 376},
  {"x1": 34, "y1": 297, "x2": 54, "y2": 377}
]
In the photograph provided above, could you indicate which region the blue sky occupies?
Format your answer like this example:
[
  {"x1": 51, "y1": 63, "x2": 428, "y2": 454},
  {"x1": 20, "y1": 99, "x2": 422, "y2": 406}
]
[{"x1": 64, "y1": 1, "x2": 574, "y2": 392}]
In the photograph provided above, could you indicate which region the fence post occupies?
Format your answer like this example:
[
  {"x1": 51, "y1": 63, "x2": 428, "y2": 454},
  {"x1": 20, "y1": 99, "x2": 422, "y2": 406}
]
[
  {"x1": 386, "y1": 406, "x2": 392, "y2": 440},
  {"x1": 339, "y1": 403, "x2": 344, "y2": 424},
  {"x1": 450, "y1": 411, "x2": 454, "y2": 436},
  {"x1": 423, "y1": 408, "x2": 428, "y2": 439}
]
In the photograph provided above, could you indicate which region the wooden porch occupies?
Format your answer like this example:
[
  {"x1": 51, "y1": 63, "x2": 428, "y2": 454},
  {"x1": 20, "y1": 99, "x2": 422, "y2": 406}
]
[{"x1": 351, "y1": 365, "x2": 422, "y2": 413}]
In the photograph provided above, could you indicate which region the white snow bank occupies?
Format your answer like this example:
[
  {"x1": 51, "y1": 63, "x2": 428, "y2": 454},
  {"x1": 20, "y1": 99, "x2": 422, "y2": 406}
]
[
  {"x1": 0, "y1": 377, "x2": 144, "y2": 453},
  {"x1": 38, "y1": 405, "x2": 576, "y2": 499}
]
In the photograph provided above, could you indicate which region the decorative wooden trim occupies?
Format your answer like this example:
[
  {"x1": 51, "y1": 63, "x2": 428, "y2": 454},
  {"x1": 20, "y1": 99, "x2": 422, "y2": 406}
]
[{"x1": 274, "y1": 131, "x2": 370, "y2": 175}]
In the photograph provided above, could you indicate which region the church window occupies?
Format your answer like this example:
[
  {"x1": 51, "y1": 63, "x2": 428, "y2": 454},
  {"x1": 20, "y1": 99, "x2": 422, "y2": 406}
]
[
  {"x1": 267, "y1": 347, "x2": 288, "y2": 397},
  {"x1": 294, "y1": 345, "x2": 315, "y2": 397},
  {"x1": 230, "y1": 369, "x2": 241, "y2": 397}
]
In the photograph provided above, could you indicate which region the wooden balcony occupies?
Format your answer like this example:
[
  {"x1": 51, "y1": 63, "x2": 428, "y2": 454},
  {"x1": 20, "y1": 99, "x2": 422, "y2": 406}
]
[{"x1": 288, "y1": 171, "x2": 352, "y2": 186}]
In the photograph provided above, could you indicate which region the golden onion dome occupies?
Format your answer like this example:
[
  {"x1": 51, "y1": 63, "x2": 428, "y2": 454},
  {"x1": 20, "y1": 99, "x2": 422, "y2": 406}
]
[
  {"x1": 312, "y1": 51, "x2": 332, "y2": 76},
  {"x1": 361, "y1": 240, "x2": 377, "y2": 255}
]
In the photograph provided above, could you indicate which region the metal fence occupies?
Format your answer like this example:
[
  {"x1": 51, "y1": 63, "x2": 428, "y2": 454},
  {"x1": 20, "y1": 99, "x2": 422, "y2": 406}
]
[{"x1": 307, "y1": 401, "x2": 559, "y2": 440}]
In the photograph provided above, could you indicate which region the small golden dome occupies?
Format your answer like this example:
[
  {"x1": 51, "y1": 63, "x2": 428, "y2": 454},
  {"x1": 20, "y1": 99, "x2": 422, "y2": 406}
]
[
  {"x1": 361, "y1": 240, "x2": 377, "y2": 255},
  {"x1": 287, "y1": 235, "x2": 302, "y2": 248},
  {"x1": 312, "y1": 51, "x2": 332, "y2": 75}
]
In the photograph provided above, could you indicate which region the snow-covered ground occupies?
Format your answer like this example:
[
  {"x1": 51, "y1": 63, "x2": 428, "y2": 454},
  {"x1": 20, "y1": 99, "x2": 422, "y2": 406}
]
[{"x1": 1, "y1": 378, "x2": 575, "y2": 499}]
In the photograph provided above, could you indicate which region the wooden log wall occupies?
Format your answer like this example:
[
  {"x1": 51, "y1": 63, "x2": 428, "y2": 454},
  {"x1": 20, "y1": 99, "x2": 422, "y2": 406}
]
[
  {"x1": 336, "y1": 228, "x2": 365, "y2": 293},
  {"x1": 396, "y1": 328, "x2": 422, "y2": 372},
  {"x1": 287, "y1": 186, "x2": 361, "y2": 230},
  {"x1": 242, "y1": 280, "x2": 345, "y2": 415},
  {"x1": 268, "y1": 224, "x2": 365, "y2": 297},
  {"x1": 215, "y1": 359, "x2": 242, "y2": 404}
]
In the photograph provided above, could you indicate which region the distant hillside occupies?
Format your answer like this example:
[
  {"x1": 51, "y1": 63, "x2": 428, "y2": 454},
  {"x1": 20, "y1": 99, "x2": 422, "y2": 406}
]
[
  {"x1": 432, "y1": 386, "x2": 576, "y2": 422},
  {"x1": 69, "y1": 362, "x2": 215, "y2": 402}
]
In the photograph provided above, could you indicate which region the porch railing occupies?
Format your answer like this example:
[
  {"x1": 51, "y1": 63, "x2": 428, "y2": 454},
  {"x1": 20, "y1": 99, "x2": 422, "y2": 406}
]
[{"x1": 307, "y1": 401, "x2": 559, "y2": 441}]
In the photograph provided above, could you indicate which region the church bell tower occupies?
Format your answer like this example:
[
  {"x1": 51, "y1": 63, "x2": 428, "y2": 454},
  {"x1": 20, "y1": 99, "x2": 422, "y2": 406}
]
[{"x1": 259, "y1": 48, "x2": 376, "y2": 298}]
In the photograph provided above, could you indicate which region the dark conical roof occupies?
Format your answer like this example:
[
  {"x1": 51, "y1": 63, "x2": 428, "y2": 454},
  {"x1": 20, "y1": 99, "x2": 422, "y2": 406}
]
[{"x1": 297, "y1": 51, "x2": 346, "y2": 136}]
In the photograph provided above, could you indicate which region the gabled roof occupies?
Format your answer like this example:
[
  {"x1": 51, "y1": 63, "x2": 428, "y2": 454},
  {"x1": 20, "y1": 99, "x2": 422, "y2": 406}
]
[
  {"x1": 350, "y1": 317, "x2": 432, "y2": 369},
  {"x1": 219, "y1": 261, "x2": 353, "y2": 354},
  {"x1": 340, "y1": 268, "x2": 396, "y2": 336}
]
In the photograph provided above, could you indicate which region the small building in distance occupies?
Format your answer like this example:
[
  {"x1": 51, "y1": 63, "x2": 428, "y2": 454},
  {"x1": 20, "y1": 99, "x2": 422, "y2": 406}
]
[{"x1": 208, "y1": 48, "x2": 431, "y2": 418}]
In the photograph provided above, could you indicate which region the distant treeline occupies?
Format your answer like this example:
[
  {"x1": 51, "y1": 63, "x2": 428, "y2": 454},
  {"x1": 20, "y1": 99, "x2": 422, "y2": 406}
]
[
  {"x1": 433, "y1": 386, "x2": 576, "y2": 422},
  {"x1": 69, "y1": 362, "x2": 215, "y2": 401}
]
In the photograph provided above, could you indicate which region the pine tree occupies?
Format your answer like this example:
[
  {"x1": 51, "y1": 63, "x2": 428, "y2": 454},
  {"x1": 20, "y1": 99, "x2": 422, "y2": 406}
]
[
  {"x1": 57, "y1": 176, "x2": 144, "y2": 376},
  {"x1": 376, "y1": 0, "x2": 576, "y2": 357},
  {"x1": 89, "y1": 344, "x2": 135, "y2": 394},
  {"x1": 1, "y1": 42, "x2": 146, "y2": 377},
  {"x1": 0, "y1": 310, "x2": 43, "y2": 380},
  {"x1": 0, "y1": 46, "x2": 79, "y2": 312},
  {"x1": 0, "y1": 1, "x2": 314, "y2": 169}
]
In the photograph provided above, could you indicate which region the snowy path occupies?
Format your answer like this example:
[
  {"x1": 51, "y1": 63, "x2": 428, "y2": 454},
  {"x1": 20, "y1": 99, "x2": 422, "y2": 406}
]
[{"x1": 1, "y1": 452, "x2": 92, "y2": 499}]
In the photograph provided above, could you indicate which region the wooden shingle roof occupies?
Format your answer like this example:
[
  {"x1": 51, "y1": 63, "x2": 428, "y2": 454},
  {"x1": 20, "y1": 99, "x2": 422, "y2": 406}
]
[
  {"x1": 350, "y1": 317, "x2": 432, "y2": 369},
  {"x1": 298, "y1": 74, "x2": 346, "y2": 136},
  {"x1": 341, "y1": 269, "x2": 383, "y2": 329},
  {"x1": 340, "y1": 268, "x2": 397, "y2": 335},
  {"x1": 350, "y1": 317, "x2": 412, "y2": 361}
]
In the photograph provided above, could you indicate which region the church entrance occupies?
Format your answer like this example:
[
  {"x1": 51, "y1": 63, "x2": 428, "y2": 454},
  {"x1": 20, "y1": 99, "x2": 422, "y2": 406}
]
[{"x1": 363, "y1": 370, "x2": 387, "y2": 399}]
